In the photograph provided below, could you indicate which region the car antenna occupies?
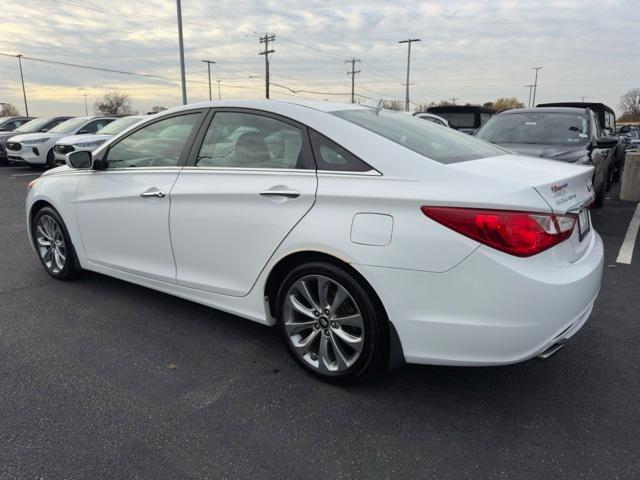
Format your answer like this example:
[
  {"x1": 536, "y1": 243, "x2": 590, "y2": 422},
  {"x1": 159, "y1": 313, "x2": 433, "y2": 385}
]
[{"x1": 361, "y1": 98, "x2": 383, "y2": 115}]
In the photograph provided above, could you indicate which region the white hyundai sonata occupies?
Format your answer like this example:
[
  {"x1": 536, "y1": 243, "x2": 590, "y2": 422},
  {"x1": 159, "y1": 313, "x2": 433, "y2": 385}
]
[{"x1": 25, "y1": 99, "x2": 603, "y2": 383}]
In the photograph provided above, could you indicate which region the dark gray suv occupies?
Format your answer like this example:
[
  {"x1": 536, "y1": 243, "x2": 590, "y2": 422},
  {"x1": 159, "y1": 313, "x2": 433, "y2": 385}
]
[{"x1": 475, "y1": 107, "x2": 618, "y2": 207}]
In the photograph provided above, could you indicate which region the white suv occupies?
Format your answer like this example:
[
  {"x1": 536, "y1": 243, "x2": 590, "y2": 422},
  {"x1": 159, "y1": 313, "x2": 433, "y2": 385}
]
[
  {"x1": 6, "y1": 116, "x2": 115, "y2": 167},
  {"x1": 54, "y1": 115, "x2": 146, "y2": 164}
]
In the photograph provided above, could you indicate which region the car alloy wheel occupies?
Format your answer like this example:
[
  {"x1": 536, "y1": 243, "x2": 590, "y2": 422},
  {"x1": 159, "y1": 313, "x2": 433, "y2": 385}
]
[
  {"x1": 283, "y1": 274, "x2": 365, "y2": 374},
  {"x1": 35, "y1": 214, "x2": 67, "y2": 274}
]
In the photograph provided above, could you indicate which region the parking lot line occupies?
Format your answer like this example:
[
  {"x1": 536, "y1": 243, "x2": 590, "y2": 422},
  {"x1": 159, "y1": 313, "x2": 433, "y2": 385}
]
[
  {"x1": 11, "y1": 172, "x2": 40, "y2": 177},
  {"x1": 616, "y1": 203, "x2": 640, "y2": 264}
]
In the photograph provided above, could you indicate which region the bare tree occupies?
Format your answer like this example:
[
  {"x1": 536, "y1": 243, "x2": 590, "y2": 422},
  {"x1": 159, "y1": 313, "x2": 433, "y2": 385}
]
[
  {"x1": 381, "y1": 100, "x2": 404, "y2": 111},
  {"x1": 0, "y1": 103, "x2": 20, "y2": 117},
  {"x1": 619, "y1": 88, "x2": 640, "y2": 121},
  {"x1": 94, "y1": 91, "x2": 132, "y2": 115},
  {"x1": 150, "y1": 106, "x2": 168, "y2": 113},
  {"x1": 489, "y1": 97, "x2": 524, "y2": 112}
]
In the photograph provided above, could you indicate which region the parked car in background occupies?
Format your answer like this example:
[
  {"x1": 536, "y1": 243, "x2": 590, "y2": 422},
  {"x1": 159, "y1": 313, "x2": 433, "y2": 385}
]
[
  {"x1": 54, "y1": 115, "x2": 146, "y2": 164},
  {"x1": 0, "y1": 116, "x2": 33, "y2": 132},
  {"x1": 6, "y1": 116, "x2": 115, "y2": 168},
  {"x1": 412, "y1": 112, "x2": 450, "y2": 127},
  {"x1": 426, "y1": 105, "x2": 496, "y2": 134},
  {"x1": 538, "y1": 102, "x2": 625, "y2": 182},
  {"x1": 475, "y1": 107, "x2": 619, "y2": 207},
  {"x1": 0, "y1": 116, "x2": 71, "y2": 163},
  {"x1": 26, "y1": 99, "x2": 603, "y2": 383}
]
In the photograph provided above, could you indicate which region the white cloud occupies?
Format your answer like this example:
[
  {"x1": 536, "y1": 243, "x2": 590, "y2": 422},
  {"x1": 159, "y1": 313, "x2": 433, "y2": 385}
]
[{"x1": 0, "y1": 0, "x2": 638, "y2": 115}]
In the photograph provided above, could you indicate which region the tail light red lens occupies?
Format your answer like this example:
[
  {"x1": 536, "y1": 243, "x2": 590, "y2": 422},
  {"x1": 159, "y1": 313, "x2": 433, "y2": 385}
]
[{"x1": 421, "y1": 206, "x2": 577, "y2": 257}]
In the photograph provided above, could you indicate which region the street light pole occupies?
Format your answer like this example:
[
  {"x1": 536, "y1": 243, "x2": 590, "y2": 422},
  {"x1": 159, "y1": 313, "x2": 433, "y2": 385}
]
[
  {"x1": 176, "y1": 0, "x2": 187, "y2": 105},
  {"x1": 531, "y1": 66, "x2": 542, "y2": 107},
  {"x1": 16, "y1": 55, "x2": 29, "y2": 116},
  {"x1": 216, "y1": 79, "x2": 221, "y2": 100},
  {"x1": 202, "y1": 59, "x2": 216, "y2": 101},
  {"x1": 399, "y1": 38, "x2": 421, "y2": 112},
  {"x1": 83, "y1": 94, "x2": 88, "y2": 115},
  {"x1": 524, "y1": 84, "x2": 535, "y2": 108}
]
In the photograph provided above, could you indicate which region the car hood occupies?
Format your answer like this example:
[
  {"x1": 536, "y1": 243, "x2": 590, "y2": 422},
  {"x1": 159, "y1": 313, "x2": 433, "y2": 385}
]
[
  {"x1": 57, "y1": 133, "x2": 113, "y2": 145},
  {"x1": 450, "y1": 154, "x2": 595, "y2": 212},
  {"x1": 494, "y1": 143, "x2": 588, "y2": 162},
  {"x1": 8, "y1": 132, "x2": 58, "y2": 142}
]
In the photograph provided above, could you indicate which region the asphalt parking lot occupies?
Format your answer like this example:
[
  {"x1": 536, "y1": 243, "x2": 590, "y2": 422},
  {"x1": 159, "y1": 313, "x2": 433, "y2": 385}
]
[{"x1": 1, "y1": 165, "x2": 639, "y2": 479}]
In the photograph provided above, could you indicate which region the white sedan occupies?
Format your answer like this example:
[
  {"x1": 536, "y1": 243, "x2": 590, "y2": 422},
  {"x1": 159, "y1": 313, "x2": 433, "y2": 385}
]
[
  {"x1": 6, "y1": 116, "x2": 115, "y2": 167},
  {"x1": 25, "y1": 100, "x2": 603, "y2": 383},
  {"x1": 53, "y1": 115, "x2": 147, "y2": 164}
]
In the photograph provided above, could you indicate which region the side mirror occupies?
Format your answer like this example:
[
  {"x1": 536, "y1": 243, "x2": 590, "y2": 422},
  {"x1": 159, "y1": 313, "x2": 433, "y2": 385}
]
[
  {"x1": 66, "y1": 150, "x2": 92, "y2": 169},
  {"x1": 595, "y1": 136, "x2": 619, "y2": 149},
  {"x1": 77, "y1": 129, "x2": 91, "y2": 134}
]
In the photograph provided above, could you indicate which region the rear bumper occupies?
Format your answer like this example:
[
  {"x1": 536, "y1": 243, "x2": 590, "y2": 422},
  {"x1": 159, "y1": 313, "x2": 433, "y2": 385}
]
[{"x1": 353, "y1": 231, "x2": 604, "y2": 366}]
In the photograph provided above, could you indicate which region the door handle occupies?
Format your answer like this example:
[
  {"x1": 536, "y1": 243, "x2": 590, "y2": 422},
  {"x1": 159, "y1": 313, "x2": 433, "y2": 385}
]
[
  {"x1": 259, "y1": 189, "x2": 300, "y2": 199},
  {"x1": 140, "y1": 189, "x2": 166, "y2": 198}
]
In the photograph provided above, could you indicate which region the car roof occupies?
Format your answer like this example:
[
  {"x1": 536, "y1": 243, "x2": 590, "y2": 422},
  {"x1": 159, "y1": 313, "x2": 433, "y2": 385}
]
[
  {"x1": 537, "y1": 102, "x2": 615, "y2": 115},
  {"x1": 164, "y1": 99, "x2": 366, "y2": 116}
]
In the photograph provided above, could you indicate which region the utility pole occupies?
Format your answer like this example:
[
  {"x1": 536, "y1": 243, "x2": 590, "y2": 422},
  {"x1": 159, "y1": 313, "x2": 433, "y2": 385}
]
[
  {"x1": 345, "y1": 58, "x2": 361, "y2": 104},
  {"x1": 580, "y1": 96, "x2": 587, "y2": 102},
  {"x1": 449, "y1": 97, "x2": 459, "y2": 105},
  {"x1": 83, "y1": 94, "x2": 88, "y2": 115},
  {"x1": 398, "y1": 38, "x2": 420, "y2": 112},
  {"x1": 524, "y1": 84, "x2": 535, "y2": 107},
  {"x1": 216, "y1": 79, "x2": 221, "y2": 100},
  {"x1": 16, "y1": 55, "x2": 29, "y2": 116},
  {"x1": 258, "y1": 33, "x2": 276, "y2": 99},
  {"x1": 176, "y1": 0, "x2": 187, "y2": 105},
  {"x1": 202, "y1": 59, "x2": 216, "y2": 101},
  {"x1": 531, "y1": 66, "x2": 542, "y2": 107}
]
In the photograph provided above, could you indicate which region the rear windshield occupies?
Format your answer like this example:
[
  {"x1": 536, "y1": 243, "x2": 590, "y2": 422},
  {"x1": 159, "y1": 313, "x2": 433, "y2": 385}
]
[
  {"x1": 437, "y1": 112, "x2": 476, "y2": 128},
  {"x1": 331, "y1": 109, "x2": 506, "y2": 164},
  {"x1": 476, "y1": 112, "x2": 590, "y2": 146}
]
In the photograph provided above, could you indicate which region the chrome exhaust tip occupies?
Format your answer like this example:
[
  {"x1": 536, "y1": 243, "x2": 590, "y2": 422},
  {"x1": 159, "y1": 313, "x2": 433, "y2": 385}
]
[{"x1": 536, "y1": 342, "x2": 566, "y2": 360}]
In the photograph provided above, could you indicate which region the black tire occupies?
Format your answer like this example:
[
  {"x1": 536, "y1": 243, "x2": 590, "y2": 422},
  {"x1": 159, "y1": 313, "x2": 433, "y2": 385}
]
[
  {"x1": 275, "y1": 261, "x2": 389, "y2": 384},
  {"x1": 45, "y1": 148, "x2": 56, "y2": 168},
  {"x1": 31, "y1": 206, "x2": 81, "y2": 280}
]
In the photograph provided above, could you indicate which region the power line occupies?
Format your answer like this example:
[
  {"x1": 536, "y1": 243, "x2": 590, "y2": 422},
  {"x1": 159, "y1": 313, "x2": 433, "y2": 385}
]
[
  {"x1": 345, "y1": 58, "x2": 361, "y2": 104},
  {"x1": 258, "y1": 33, "x2": 276, "y2": 99},
  {"x1": 0, "y1": 52, "x2": 209, "y2": 86}
]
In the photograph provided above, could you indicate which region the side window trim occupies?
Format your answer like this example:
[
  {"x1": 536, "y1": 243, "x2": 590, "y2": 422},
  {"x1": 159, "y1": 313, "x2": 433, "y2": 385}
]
[
  {"x1": 97, "y1": 110, "x2": 208, "y2": 168},
  {"x1": 186, "y1": 107, "x2": 315, "y2": 170}
]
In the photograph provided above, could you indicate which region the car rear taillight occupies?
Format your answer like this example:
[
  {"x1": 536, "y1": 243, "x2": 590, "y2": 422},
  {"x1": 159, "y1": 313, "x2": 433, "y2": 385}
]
[{"x1": 421, "y1": 207, "x2": 576, "y2": 257}]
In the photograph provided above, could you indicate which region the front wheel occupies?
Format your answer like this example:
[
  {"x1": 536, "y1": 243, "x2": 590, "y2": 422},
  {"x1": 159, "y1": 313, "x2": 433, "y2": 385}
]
[
  {"x1": 32, "y1": 206, "x2": 81, "y2": 280},
  {"x1": 276, "y1": 261, "x2": 389, "y2": 384},
  {"x1": 45, "y1": 148, "x2": 56, "y2": 168}
]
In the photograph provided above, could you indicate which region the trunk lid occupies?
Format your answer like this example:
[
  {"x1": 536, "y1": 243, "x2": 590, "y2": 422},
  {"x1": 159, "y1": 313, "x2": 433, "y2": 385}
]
[{"x1": 450, "y1": 154, "x2": 595, "y2": 261}]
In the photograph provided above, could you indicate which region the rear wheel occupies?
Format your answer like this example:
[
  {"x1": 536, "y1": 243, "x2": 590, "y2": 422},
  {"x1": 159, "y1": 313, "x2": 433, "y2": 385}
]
[
  {"x1": 276, "y1": 261, "x2": 388, "y2": 384},
  {"x1": 32, "y1": 206, "x2": 81, "y2": 280}
]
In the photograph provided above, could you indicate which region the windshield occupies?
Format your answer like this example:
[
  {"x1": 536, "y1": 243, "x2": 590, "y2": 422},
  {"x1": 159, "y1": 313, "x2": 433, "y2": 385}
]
[
  {"x1": 96, "y1": 116, "x2": 144, "y2": 135},
  {"x1": 332, "y1": 109, "x2": 507, "y2": 164},
  {"x1": 49, "y1": 117, "x2": 88, "y2": 134},
  {"x1": 476, "y1": 112, "x2": 590, "y2": 146},
  {"x1": 14, "y1": 117, "x2": 54, "y2": 133}
]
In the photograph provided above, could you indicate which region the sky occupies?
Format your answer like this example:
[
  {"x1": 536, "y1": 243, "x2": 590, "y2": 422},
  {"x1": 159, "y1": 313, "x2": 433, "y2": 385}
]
[{"x1": 0, "y1": 0, "x2": 638, "y2": 117}]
